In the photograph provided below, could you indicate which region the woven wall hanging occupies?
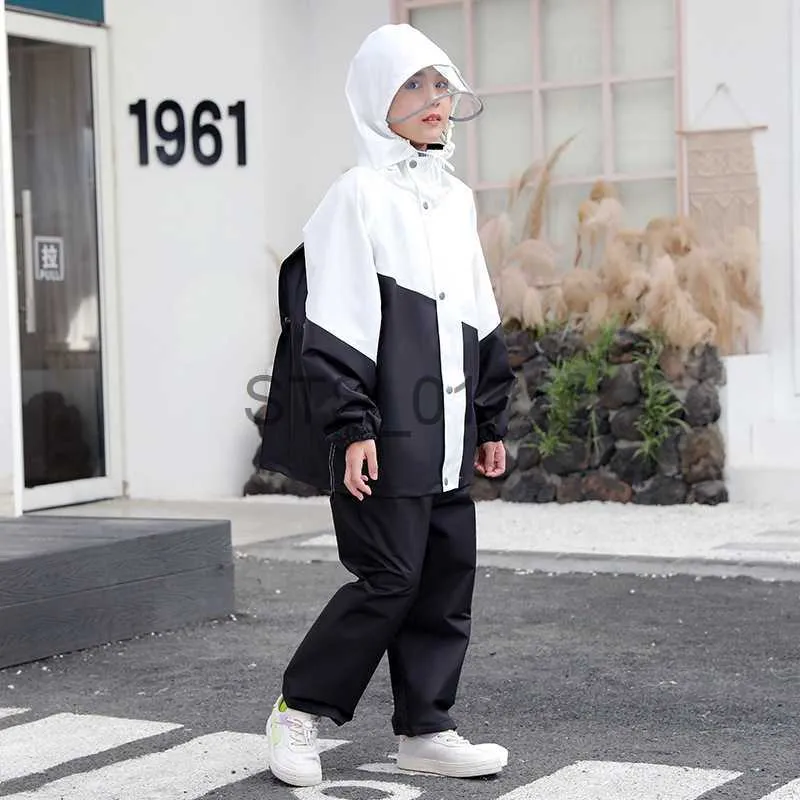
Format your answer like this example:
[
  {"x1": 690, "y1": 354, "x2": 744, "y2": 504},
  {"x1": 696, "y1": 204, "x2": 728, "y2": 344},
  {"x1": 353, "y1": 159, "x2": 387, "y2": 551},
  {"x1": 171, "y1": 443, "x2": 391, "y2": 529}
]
[{"x1": 678, "y1": 83, "x2": 766, "y2": 248}]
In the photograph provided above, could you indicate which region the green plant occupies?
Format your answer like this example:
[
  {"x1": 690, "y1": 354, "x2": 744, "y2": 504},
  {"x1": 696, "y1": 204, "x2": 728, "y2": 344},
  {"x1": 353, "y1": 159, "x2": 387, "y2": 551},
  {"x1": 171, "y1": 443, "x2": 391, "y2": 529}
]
[
  {"x1": 633, "y1": 335, "x2": 690, "y2": 461},
  {"x1": 534, "y1": 322, "x2": 618, "y2": 457},
  {"x1": 534, "y1": 358, "x2": 582, "y2": 457}
]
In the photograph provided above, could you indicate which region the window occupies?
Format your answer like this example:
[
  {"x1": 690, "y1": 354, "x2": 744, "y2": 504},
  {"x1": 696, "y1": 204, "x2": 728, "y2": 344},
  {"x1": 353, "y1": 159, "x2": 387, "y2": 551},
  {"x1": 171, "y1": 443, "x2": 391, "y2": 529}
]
[{"x1": 394, "y1": 0, "x2": 682, "y2": 255}]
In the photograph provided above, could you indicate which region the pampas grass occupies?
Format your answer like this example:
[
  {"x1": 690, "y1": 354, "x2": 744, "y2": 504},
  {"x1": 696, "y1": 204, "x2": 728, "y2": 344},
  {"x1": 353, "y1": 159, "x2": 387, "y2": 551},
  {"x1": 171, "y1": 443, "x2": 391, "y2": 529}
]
[
  {"x1": 479, "y1": 213, "x2": 513, "y2": 281},
  {"x1": 481, "y1": 150, "x2": 764, "y2": 355},
  {"x1": 497, "y1": 266, "x2": 528, "y2": 325},
  {"x1": 575, "y1": 195, "x2": 625, "y2": 269},
  {"x1": 505, "y1": 238, "x2": 558, "y2": 286},
  {"x1": 631, "y1": 255, "x2": 717, "y2": 349},
  {"x1": 521, "y1": 286, "x2": 545, "y2": 329},
  {"x1": 561, "y1": 268, "x2": 603, "y2": 315},
  {"x1": 524, "y1": 133, "x2": 578, "y2": 241}
]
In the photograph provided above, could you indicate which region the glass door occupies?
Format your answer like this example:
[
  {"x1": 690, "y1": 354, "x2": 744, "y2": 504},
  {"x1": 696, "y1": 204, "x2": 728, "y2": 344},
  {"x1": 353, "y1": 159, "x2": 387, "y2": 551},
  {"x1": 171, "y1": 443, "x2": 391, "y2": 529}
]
[{"x1": 7, "y1": 12, "x2": 122, "y2": 510}]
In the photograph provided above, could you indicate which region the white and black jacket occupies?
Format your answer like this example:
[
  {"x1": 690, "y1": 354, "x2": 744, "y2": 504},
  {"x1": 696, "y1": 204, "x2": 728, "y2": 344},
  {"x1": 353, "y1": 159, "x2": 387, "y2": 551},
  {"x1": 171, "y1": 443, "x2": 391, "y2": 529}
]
[{"x1": 260, "y1": 24, "x2": 514, "y2": 497}]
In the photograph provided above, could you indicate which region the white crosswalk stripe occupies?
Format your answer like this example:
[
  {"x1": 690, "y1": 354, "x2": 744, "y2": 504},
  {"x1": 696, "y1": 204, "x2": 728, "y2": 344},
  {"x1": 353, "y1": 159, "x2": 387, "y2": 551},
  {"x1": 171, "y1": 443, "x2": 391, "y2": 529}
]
[
  {"x1": 491, "y1": 761, "x2": 742, "y2": 800},
  {"x1": 1, "y1": 732, "x2": 269, "y2": 800},
  {"x1": 0, "y1": 708, "x2": 796, "y2": 800},
  {"x1": 758, "y1": 780, "x2": 800, "y2": 799},
  {"x1": 0, "y1": 712, "x2": 180, "y2": 782},
  {"x1": 0, "y1": 709, "x2": 28, "y2": 721}
]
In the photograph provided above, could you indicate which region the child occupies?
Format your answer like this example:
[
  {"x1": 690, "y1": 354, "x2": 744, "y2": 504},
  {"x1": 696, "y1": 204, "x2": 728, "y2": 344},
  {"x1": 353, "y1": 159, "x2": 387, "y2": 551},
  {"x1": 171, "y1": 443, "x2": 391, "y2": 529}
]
[{"x1": 263, "y1": 22, "x2": 515, "y2": 788}]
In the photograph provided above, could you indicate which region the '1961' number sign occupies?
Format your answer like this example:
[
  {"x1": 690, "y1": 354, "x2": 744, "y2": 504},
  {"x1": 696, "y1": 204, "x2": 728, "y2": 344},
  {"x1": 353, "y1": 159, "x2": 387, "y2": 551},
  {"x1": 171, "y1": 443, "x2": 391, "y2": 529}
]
[{"x1": 129, "y1": 99, "x2": 247, "y2": 167}]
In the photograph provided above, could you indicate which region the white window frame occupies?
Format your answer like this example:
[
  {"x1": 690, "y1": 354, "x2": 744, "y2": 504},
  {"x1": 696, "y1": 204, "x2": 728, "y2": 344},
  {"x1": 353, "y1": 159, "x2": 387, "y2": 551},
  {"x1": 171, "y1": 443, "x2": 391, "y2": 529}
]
[{"x1": 394, "y1": 0, "x2": 687, "y2": 219}]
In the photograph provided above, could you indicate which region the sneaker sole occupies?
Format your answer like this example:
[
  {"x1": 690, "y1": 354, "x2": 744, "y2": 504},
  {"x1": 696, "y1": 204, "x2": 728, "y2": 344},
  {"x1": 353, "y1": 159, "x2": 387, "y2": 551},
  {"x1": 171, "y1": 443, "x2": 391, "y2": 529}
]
[
  {"x1": 267, "y1": 761, "x2": 322, "y2": 788},
  {"x1": 396, "y1": 751, "x2": 507, "y2": 778}
]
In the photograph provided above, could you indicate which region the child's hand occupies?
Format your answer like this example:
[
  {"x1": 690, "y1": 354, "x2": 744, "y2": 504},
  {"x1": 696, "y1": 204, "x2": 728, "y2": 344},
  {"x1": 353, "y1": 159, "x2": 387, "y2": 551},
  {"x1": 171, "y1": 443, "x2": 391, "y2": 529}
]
[
  {"x1": 344, "y1": 439, "x2": 378, "y2": 501},
  {"x1": 474, "y1": 441, "x2": 506, "y2": 478}
]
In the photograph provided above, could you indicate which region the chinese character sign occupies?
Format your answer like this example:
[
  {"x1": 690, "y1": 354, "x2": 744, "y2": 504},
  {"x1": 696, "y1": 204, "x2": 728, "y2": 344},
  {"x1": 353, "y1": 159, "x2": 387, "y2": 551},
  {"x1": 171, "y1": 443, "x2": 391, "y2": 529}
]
[{"x1": 34, "y1": 236, "x2": 65, "y2": 282}]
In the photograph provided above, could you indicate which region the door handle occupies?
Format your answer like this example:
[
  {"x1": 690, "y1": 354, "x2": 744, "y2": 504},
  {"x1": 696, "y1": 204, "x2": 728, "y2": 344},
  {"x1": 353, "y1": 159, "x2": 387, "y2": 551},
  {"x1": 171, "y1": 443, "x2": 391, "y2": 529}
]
[{"x1": 21, "y1": 189, "x2": 36, "y2": 334}]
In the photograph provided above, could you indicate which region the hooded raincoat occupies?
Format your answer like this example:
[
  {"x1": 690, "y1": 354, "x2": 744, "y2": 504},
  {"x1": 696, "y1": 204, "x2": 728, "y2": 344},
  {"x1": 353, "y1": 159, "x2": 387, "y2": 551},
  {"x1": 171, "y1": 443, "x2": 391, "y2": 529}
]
[{"x1": 268, "y1": 24, "x2": 513, "y2": 497}]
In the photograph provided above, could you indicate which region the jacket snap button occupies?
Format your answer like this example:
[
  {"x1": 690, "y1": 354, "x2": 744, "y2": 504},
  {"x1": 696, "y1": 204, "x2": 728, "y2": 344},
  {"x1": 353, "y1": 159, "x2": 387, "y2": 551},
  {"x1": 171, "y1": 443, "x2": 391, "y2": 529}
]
[
  {"x1": 444, "y1": 478, "x2": 449, "y2": 487},
  {"x1": 446, "y1": 385, "x2": 453, "y2": 394},
  {"x1": 422, "y1": 201, "x2": 429, "y2": 210},
  {"x1": 410, "y1": 159, "x2": 417, "y2": 168},
  {"x1": 439, "y1": 292, "x2": 445, "y2": 300}
]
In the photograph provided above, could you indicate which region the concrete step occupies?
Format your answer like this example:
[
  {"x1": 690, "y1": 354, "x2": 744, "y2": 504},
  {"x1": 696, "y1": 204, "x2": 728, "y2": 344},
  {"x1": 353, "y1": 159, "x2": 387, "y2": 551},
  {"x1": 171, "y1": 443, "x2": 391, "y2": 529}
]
[{"x1": 0, "y1": 516, "x2": 233, "y2": 669}]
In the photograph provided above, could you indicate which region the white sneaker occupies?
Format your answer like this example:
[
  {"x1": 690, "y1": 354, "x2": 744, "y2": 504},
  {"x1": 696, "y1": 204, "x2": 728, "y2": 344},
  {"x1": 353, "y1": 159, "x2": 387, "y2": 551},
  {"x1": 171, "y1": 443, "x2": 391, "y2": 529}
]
[
  {"x1": 266, "y1": 696, "x2": 322, "y2": 787},
  {"x1": 396, "y1": 729, "x2": 508, "y2": 778}
]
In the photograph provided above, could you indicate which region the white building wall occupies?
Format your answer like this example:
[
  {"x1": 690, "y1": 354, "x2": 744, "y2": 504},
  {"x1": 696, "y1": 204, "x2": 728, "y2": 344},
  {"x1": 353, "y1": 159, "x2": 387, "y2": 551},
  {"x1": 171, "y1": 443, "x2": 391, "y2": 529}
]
[
  {"x1": 108, "y1": 0, "x2": 391, "y2": 500},
  {"x1": 107, "y1": 0, "x2": 276, "y2": 499},
  {"x1": 683, "y1": 0, "x2": 800, "y2": 498},
  {"x1": 298, "y1": 0, "x2": 396, "y2": 217}
]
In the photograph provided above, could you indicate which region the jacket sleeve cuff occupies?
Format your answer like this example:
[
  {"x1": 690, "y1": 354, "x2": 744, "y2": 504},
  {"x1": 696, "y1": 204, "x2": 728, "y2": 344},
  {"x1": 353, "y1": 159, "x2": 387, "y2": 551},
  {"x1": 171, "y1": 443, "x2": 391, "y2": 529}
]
[
  {"x1": 327, "y1": 421, "x2": 377, "y2": 448},
  {"x1": 477, "y1": 418, "x2": 508, "y2": 445}
]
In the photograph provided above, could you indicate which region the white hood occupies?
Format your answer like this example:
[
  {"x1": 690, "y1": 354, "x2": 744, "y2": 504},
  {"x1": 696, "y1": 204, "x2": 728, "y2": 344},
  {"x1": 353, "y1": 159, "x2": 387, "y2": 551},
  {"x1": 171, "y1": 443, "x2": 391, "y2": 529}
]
[{"x1": 345, "y1": 24, "x2": 473, "y2": 170}]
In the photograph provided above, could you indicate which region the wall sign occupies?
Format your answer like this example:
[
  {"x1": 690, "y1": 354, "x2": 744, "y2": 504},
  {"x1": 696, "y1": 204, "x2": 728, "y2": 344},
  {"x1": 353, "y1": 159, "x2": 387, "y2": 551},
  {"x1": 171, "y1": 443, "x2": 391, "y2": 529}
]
[
  {"x1": 129, "y1": 99, "x2": 247, "y2": 167},
  {"x1": 34, "y1": 236, "x2": 65, "y2": 282}
]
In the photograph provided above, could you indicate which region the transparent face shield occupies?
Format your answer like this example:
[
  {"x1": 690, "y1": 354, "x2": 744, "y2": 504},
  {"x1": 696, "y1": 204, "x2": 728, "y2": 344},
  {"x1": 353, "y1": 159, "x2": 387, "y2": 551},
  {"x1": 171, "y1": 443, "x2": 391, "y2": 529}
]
[{"x1": 386, "y1": 64, "x2": 483, "y2": 125}]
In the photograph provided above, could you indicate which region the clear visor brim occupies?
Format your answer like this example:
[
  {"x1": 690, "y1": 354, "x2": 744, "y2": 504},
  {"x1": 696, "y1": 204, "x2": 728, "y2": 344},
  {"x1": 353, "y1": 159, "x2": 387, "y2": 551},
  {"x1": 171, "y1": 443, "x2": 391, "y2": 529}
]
[{"x1": 386, "y1": 64, "x2": 484, "y2": 124}]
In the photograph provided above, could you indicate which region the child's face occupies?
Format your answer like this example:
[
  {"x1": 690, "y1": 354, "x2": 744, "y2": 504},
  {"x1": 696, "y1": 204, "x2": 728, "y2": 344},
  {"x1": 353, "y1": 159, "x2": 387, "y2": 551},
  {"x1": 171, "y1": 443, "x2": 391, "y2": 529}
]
[{"x1": 387, "y1": 67, "x2": 453, "y2": 148}]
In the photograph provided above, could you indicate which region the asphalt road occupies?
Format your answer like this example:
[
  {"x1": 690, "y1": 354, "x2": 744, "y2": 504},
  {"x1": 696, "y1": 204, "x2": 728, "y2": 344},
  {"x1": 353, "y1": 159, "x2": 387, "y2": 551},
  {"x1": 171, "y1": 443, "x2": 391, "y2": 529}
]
[{"x1": 1, "y1": 556, "x2": 799, "y2": 799}]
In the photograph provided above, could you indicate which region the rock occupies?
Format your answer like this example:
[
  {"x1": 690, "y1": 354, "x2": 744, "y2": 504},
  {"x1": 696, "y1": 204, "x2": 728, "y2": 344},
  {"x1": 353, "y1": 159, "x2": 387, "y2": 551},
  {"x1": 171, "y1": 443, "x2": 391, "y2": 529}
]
[
  {"x1": 504, "y1": 445, "x2": 518, "y2": 475},
  {"x1": 680, "y1": 426, "x2": 725, "y2": 484},
  {"x1": 243, "y1": 469, "x2": 281, "y2": 495},
  {"x1": 542, "y1": 441, "x2": 590, "y2": 476},
  {"x1": 557, "y1": 475, "x2": 584, "y2": 503},
  {"x1": 689, "y1": 479, "x2": 729, "y2": 505},
  {"x1": 589, "y1": 434, "x2": 616, "y2": 468},
  {"x1": 528, "y1": 394, "x2": 551, "y2": 430},
  {"x1": 516, "y1": 436, "x2": 541, "y2": 471},
  {"x1": 686, "y1": 344, "x2": 725, "y2": 385},
  {"x1": 633, "y1": 475, "x2": 688, "y2": 505},
  {"x1": 684, "y1": 381, "x2": 721, "y2": 427},
  {"x1": 609, "y1": 443, "x2": 656, "y2": 485},
  {"x1": 500, "y1": 468, "x2": 557, "y2": 503},
  {"x1": 538, "y1": 329, "x2": 585, "y2": 363},
  {"x1": 610, "y1": 405, "x2": 645, "y2": 441},
  {"x1": 522, "y1": 354, "x2": 552, "y2": 397},
  {"x1": 252, "y1": 403, "x2": 268, "y2": 436},
  {"x1": 571, "y1": 405, "x2": 610, "y2": 438},
  {"x1": 506, "y1": 414, "x2": 534, "y2": 443},
  {"x1": 504, "y1": 328, "x2": 538, "y2": 368},
  {"x1": 680, "y1": 426, "x2": 725, "y2": 483},
  {"x1": 470, "y1": 476, "x2": 501, "y2": 501},
  {"x1": 656, "y1": 434, "x2": 681, "y2": 477},
  {"x1": 242, "y1": 469, "x2": 322, "y2": 497},
  {"x1": 582, "y1": 472, "x2": 633, "y2": 503},
  {"x1": 508, "y1": 376, "x2": 529, "y2": 415},
  {"x1": 596, "y1": 406, "x2": 612, "y2": 435},
  {"x1": 608, "y1": 329, "x2": 649, "y2": 364},
  {"x1": 284, "y1": 477, "x2": 325, "y2": 497},
  {"x1": 599, "y1": 363, "x2": 641, "y2": 409}
]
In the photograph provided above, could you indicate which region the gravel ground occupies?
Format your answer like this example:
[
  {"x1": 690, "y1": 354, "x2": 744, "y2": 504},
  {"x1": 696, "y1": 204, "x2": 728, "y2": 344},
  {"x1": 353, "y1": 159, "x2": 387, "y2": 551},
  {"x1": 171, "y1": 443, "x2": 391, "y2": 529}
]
[{"x1": 275, "y1": 497, "x2": 800, "y2": 563}]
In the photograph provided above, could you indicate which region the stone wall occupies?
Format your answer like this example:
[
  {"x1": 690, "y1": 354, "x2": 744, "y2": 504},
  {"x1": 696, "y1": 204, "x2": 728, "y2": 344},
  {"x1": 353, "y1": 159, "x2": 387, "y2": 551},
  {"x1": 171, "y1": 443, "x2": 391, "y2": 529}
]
[
  {"x1": 244, "y1": 326, "x2": 728, "y2": 505},
  {"x1": 471, "y1": 326, "x2": 728, "y2": 505}
]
